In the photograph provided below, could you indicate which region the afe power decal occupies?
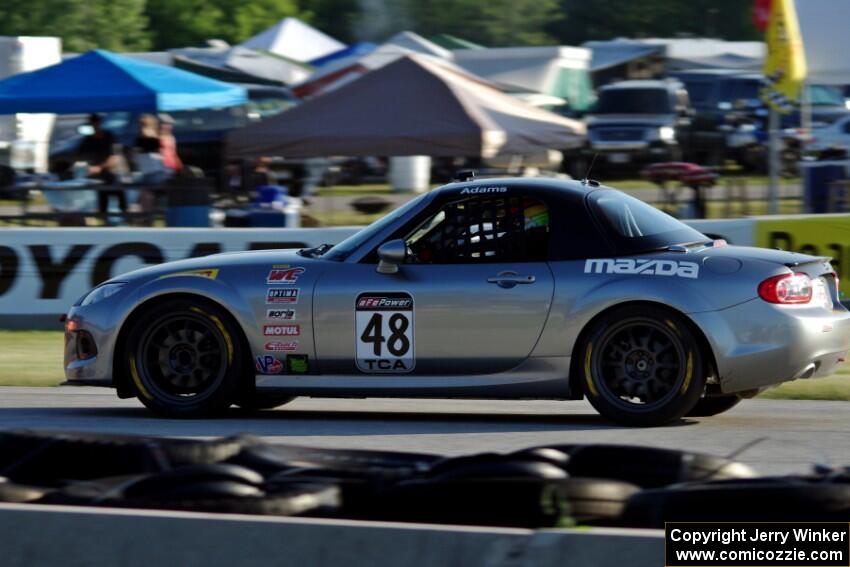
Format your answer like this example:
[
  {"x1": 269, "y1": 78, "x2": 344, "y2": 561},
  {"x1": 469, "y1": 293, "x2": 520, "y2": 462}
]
[
  {"x1": 583, "y1": 258, "x2": 700, "y2": 279},
  {"x1": 266, "y1": 265, "x2": 305, "y2": 284},
  {"x1": 255, "y1": 355, "x2": 284, "y2": 375},
  {"x1": 266, "y1": 288, "x2": 299, "y2": 304},
  {"x1": 355, "y1": 292, "x2": 414, "y2": 373},
  {"x1": 265, "y1": 341, "x2": 298, "y2": 352},
  {"x1": 263, "y1": 324, "x2": 300, "y2": 337},
  {"x1": 266, "y1": 308, "x2": 296, "y2": 320}
]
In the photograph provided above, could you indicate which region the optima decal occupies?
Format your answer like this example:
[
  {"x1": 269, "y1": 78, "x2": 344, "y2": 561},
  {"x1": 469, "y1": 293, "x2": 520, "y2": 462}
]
[
  {"x1": 263, "y1": 324, "x2": 300, "y2": 336},
  {"x1": 266, "y1": 288, "x2": 299, "y2": 304},
  {"x1": 266, "y1": 265, "x2": 305, "y2": 284},
  {"x1": 584, "y1": 258, "x2": 700, "y2": 279}
]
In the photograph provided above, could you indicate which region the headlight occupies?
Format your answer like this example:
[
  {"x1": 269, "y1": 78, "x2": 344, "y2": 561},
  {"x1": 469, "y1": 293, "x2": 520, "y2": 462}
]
[
  {"x1": 80, "y1": 282, "x2": 127, "y2": 306},
  {"x1": 659, "y1": 126, "x2": 676, "y2": 141}
]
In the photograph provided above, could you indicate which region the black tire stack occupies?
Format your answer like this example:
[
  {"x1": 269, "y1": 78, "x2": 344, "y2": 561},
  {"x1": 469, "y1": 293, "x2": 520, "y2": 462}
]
[{"x1": 1, "y1": 430, "x2": 849, "y2": 528}]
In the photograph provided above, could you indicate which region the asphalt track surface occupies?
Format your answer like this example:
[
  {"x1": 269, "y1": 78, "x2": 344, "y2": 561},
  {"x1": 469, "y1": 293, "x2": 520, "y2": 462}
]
[{"x1": 0, "y1": 386, "x2": 846, "y2": 475}]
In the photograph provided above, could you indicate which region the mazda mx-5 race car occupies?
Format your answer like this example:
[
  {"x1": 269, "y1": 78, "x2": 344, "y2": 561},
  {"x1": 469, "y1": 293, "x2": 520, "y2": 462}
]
[{"x1": 64, "y1": 177, "x2": 850, "y2": 426}]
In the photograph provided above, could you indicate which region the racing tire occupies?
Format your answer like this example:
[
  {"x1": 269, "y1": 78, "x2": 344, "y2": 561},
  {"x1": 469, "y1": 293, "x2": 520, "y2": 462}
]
[
  {"x1": 531, "y1": 444, "x2": 756, "y2": 488},
  {"x1": 234, "y1": 393, "x2": 296, "y2": 411},
  {"x1": 559, "y1": 478, "x2": 640, "y2": 525},
  {"x1": 0, "y1": 430, "x2": 249, "y2": 484},
  {"x1": 620, "y1": 480, "x2": 850, "y2": 528},
  {"x1": 124, "y1": 299, "x2": 246, "y2": 418},
  {"x1": 579, "y1": 305, "x2": 708, "y2": 427},
  {"x1": 686, "y1": 395, "x2": 742, "y2": 417}
]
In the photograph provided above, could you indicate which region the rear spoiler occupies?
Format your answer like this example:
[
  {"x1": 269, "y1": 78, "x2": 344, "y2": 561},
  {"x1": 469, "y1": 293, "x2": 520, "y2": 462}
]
[{"x1": 784, "y1": 256, "x2": 832, "y2": 269}]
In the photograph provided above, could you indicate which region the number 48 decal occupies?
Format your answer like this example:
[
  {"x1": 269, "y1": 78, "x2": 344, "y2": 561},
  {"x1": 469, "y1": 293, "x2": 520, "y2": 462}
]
[{"x1": 355, "y1": 292, "x2": 414, "y2": 373}]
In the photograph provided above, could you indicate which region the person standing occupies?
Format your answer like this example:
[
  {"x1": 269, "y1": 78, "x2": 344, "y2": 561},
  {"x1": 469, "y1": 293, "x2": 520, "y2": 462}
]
[{"x1": 78, "y1": 114, "x2": 126, "y2": 214}]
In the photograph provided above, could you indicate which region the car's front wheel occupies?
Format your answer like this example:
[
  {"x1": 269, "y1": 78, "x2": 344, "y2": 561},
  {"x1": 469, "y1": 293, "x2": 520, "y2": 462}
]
[
  {"x1": 580, "y1": 305, "x2": 707, "y2": 427},
  {"x1": 125, "y1": 299, "x2": 245, "y2": 417}
]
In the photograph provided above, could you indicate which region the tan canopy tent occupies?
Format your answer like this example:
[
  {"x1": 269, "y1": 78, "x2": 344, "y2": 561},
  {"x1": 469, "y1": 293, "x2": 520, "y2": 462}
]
[{"x1": 226, "y1": 55, "x2": 585, "y2": 159}]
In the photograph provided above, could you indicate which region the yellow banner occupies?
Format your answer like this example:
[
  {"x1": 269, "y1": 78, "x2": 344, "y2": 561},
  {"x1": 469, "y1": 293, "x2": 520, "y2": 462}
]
[{"x1": 762, "y1": 0, "x2": 807, "y2": 113}]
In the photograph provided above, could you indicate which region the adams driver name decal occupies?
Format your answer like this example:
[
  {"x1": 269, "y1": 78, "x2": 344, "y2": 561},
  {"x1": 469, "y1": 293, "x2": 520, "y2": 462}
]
[
  {"x1": 266, "y1": 288, "x2": 299, "y2": 304},
  {"x1": 355, "y1": 292, "x2": 414, "y2": 373},
  {"x1": 584, "y1": 258, "x2": 700, "y2": 279}
]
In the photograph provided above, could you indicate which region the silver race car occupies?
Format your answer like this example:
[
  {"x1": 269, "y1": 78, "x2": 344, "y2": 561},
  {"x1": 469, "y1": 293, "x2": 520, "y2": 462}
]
[{"x1": 64, "y1": 177, "x2": 850, "y2": 425}]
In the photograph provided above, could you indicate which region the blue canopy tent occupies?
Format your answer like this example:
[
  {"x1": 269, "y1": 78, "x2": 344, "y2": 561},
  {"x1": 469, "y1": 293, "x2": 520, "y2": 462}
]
[
  {"x1": 0, "y1": 49, "x2": 247, "y2": 114},
  {"x1": 308, "y1": 42, "x2": 375, "y2": 68}
]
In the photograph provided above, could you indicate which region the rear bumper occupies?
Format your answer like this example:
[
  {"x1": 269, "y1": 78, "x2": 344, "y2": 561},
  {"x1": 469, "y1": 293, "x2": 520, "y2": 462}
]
[{"x1": 691, "y1": 298, "x2": 850, "y2": 393}]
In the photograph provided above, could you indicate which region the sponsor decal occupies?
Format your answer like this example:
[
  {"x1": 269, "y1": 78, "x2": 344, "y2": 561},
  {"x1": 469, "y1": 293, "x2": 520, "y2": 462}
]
[
  {"x1": 265, "y1": 341, "x2": 298, "y2": 352},
  {"x1": 255, "y1": 355, "x2": 284, "y2": 375},
  {"x1": 159, "y1": 268, "x2": 219, "y2": 280},
  {"x1": 266, "y1": 288, "x2": 299, "y2": 304},
  {"x1": 263, "y1": 324, "x2": 300, "y2": 337},
  {"x1": 266, "y1": 265, "x2": 305, "y2": 284},
  {"x1": 287, "y1": 354, "x2": 309, "y2": 374},
  {"x1": 355, "y1": 292, "x2": 415, "y2": 373},
  {"x1": 460, "y1": 186, "x2": 507, "y2": 195},
  {"x1": 356, "y1": 296, "x2": 414, "y2": 310},
  {"x1": 266, "y1": 308, "x2": 296, "y2": 321},
  {"x1": 584, "y1": 258, "x2": 700, "y2": 279}
]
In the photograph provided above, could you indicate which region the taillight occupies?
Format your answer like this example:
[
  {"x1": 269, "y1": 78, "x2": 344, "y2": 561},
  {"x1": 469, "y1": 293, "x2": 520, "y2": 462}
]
[{"x1": 758, "y1": 272, "x2": 813, "y2": 304}]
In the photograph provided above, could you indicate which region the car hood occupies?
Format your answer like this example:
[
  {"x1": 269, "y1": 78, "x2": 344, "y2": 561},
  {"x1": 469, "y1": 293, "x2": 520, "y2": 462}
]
[
  {"x1": 108, "y1": 248, "x2": 309, "y2": 283},
  {"x1": 587, "y1": 115, "x2": 675, "y2": 127}
]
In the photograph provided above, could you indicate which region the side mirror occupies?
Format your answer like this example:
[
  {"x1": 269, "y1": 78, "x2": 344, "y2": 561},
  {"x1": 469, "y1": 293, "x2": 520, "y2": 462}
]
[{"x1": 376, "y1": 239, "x2": 406, "y2": 274}]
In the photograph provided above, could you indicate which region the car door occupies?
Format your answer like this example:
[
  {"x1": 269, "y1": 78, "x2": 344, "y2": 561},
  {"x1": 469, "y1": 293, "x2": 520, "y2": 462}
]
[{"x1": 313, "y1": 193, "x2": 555, "y2": 375}]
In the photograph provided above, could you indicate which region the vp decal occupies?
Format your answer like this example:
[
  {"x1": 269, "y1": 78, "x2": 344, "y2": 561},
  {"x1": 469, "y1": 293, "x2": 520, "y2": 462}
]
[
  {"x1": 355, "y1": 292, "x2": 414, "y2": 373},
  {"x1": 255, "y1": 355, "x2": 284, "y2": 375},
  {"x1": 584, "y1": 258, "x2": 700, "y2": 279}
]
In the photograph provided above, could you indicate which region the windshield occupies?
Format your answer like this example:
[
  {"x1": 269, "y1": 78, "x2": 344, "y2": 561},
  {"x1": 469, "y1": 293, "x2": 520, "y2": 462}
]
[
  {"x1": 323, "y1": 193, "x2": 431, "y2": 261},
  {"x1": 594, "y1": 88, "x2": 673, "y2": 115},
  {"x1": 807, "y1": 85, "x2": 846, "y2": 107},
  {"x1": 589, "y1": 190, "x2": 706, "y2": 253}
]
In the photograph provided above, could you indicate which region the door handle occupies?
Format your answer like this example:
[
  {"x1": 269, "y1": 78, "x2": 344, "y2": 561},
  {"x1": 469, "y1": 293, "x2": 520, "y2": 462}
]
[{"x1": 487, "y1": 271, "x2": 536, "y2": 288}]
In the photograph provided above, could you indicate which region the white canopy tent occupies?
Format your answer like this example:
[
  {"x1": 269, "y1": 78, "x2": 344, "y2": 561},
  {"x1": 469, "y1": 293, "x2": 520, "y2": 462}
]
[
  {"x1": 239, "y1": 17, "x2": 344, "y2": 63},
  {"x1": 795, "y1": 0, "x2": 850, "y2": 85}
]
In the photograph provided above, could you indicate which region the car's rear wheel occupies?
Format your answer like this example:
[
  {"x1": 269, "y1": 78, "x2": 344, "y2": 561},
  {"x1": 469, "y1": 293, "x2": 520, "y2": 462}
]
[
  {"x1": 686, "y1": 395, "x2": 742, "y2": 417},
  {"x1": 580, "y1": 305, "x2": 706, "y2": 427},
  {"x1": 125, "y1": 299, "x2": 244, "y2": 417}
]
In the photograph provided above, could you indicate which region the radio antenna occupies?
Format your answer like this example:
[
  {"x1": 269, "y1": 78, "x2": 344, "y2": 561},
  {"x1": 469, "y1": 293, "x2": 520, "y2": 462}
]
[{"x1": 582, "y1": 153, "x2": 599, "y2": 184}]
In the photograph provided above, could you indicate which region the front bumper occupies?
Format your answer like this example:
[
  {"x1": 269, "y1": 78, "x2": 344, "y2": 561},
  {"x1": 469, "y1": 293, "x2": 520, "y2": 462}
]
[
  {"x1": 690, "y1": 298, "x2": 850, "y2": 393},
  {"x1": 63, "y1": 302, "x2": 122, "y2": 388}
]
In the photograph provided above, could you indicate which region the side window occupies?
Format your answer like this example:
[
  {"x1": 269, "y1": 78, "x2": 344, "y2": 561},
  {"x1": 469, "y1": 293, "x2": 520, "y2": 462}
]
[{"x1": 405, "y1": 196, "x2": 549, "y2": 264}]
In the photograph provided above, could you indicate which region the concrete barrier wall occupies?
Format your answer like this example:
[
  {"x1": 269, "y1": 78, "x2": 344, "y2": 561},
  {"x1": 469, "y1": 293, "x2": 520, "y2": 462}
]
[{"x1": 0, "y1": 503, "x2": 663, "y2": 567}]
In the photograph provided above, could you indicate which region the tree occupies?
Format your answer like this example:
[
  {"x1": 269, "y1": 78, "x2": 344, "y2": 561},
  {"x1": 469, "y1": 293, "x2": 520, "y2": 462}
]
[
  {"x1": 547, "y1": 0, "x2": 759, "y2": 46},
  {"x1": 145, "y1": 0, "x2": 304, "y2": 50},
  {"x1": 0, "y1": 0, "x2": 150, "y2": 52}
]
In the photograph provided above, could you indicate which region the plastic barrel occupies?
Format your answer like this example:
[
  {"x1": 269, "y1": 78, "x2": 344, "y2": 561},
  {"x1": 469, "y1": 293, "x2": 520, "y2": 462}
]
[{"x1": 166, "y1": 179, "x2": 211, "y2": 227}]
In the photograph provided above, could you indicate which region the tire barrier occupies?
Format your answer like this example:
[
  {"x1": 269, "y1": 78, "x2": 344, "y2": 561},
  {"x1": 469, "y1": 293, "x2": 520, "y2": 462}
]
[{"x1": 2, "y1": 430, "x2": 847, "y2": 531}]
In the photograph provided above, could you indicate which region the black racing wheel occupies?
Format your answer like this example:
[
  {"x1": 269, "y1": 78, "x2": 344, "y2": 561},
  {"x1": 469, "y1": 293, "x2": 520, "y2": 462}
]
[
  {"x1": 686, "y1": 395, "x2": 742, "y2": 417},
  {"x1": 580, "y1": 305, "x2": 707, "y2": 427},
  {"x1": 125, "y1": 299, "x2": 245, "y2": 417}
]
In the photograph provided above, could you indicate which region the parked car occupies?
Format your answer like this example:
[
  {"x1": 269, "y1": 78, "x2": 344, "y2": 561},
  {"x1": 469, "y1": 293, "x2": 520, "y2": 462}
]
[
  {"x1": 674, "y1": 70, "x2": 850, "y2": 168},
  {"x1": 577, "y1": 80, "x2": 692, "y2": 175}
]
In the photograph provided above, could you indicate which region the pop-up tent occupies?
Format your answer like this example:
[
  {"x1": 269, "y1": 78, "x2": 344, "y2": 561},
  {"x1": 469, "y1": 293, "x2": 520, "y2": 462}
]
[
  {"x1": 226, "y1": 55, "x2": 585, "y2": 159},
  {"x1": 240, "y1": 17, "x2": 345, "y2": 63},
  {"x1": 0, "y1": 49, "x2": 246, "y2": 114}
]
